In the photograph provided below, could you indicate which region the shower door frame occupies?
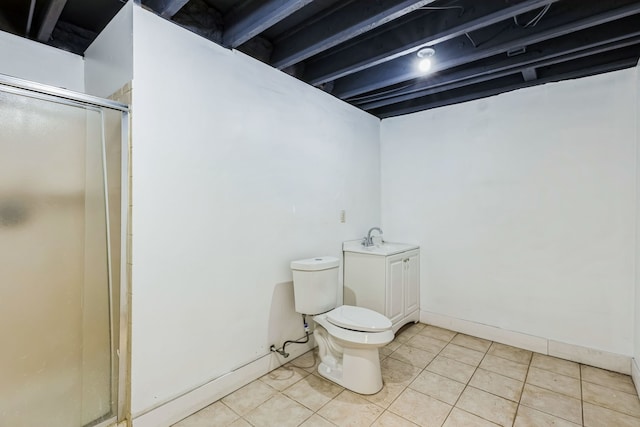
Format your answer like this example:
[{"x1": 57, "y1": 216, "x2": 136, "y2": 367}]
[{"x1": 0, "y1": 73, "x2": 130, "y2": 427}]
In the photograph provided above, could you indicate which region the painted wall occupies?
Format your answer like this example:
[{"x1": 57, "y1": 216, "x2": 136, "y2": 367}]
[
  {"x1": 84, "y1": 1, "x2": 133, "y2": 98},
  {"x1": 0, "y1": 30, "x2": 84, "y2": 92},
  {"x1": 635, "y1": 59, "x2": 640, "y2": 379},
  {"x1": 130, "y1": 7, "x2": 380, "y2": 416},
  {"x1": 381, "y1": 69, "x2": 637, "y2": 356}
]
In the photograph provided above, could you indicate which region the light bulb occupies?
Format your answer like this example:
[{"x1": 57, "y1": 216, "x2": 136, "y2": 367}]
[{"x1": 418, "y1": 58, "x2": 432, "y2": 73}]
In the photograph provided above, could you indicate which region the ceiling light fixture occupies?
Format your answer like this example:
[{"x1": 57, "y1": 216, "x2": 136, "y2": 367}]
[{"x1": 417, "y1": 47, "x2": 435, "y2": 73}]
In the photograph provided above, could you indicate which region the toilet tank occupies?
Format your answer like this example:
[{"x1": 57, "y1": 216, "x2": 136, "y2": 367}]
[{"x1": 290, "y1": 256, "x2": 340, "y2": 315}]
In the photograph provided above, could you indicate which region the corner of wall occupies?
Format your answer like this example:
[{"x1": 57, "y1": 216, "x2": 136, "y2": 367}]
[{"x1": 84, "y1": 1, "x2": 133, "y2": 98}]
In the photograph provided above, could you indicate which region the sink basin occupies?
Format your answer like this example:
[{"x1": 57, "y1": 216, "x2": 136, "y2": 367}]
[{"x1": 342, "y1": 240, "x2": 419, "y2": 256}]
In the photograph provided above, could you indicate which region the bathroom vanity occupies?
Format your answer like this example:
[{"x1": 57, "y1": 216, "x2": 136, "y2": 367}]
[{"x1": 342, "y1": 241, "x2": 420, "y2": 332}]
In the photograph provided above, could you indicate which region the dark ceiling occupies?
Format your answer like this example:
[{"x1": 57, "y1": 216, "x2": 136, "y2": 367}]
[{"x1": 1, "y1": 0, "x2": 639, "y2": 118}]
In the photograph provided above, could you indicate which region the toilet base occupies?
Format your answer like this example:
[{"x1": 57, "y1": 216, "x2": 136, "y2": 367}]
[{"x1": 314, "y1": 326, "x2": 385, "y2": 395}]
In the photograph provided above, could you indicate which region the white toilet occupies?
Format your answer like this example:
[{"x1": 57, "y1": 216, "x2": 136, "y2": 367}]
[{"x1": 290, "y1": 256, "x2": 394, "y2": 395}]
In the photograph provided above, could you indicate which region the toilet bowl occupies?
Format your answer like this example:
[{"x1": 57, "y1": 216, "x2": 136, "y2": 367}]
[
  {"x1": 290, "y1": 256, "x2": 394, "y2": 395},
  {"x1": 313, "y1": 305, "x2": 393, "y2": 394}
]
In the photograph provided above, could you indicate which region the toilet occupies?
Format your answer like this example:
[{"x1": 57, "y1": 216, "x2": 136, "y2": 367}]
[{"x1": 290, "y1": 256, "x2": 394, "y2": 395}]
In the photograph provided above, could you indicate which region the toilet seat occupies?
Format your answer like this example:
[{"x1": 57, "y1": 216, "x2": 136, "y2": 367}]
[{"x1": 326, "y1": 305, "x2": 391, "y2": 332}]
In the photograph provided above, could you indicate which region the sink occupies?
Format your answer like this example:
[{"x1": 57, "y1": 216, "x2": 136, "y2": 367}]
[{"x1": 342, "y1": 240, "x2": 419, "y2": 256}]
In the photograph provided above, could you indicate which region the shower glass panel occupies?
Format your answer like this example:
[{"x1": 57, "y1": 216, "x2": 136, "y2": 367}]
[{"x1": 0, "y1": 84, "x2": 125, "y2": 427}]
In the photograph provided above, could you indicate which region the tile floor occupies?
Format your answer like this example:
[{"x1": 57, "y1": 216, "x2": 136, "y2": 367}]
[{"x1": 173, "y1": 323, "x2": 640, "y2": 427}]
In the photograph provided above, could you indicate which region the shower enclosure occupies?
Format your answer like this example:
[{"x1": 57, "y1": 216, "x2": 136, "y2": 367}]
[{"x1": 0, "y1": 76, "x2": 129, "y2": 427}]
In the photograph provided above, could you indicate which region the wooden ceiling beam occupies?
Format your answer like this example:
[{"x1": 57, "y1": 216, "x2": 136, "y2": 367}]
[
  {"x1": 223, "y1": 0, "x2": 313, "y2": 49},
  {"x1": 270, "y1": 0, "x2": 438, "y2": 70},
  {"x1": 36, "y1": 0, "x2": 67, "y2": 42},
  {"x1": 304, "y1": 0, "x2": 560, "y2": 86}
]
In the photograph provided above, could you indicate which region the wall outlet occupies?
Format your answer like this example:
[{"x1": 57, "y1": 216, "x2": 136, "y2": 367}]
[{"x1": 340, "y1": 210, "x2": 346, "y2": 223}]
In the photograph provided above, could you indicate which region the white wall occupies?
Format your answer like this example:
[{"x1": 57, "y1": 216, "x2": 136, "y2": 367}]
[
  {"x1": 130, "y1": 7, "x2": 380, "y2": 416},
  {"x1": 635, "y1": 59, "x2": 640, "y2": 385},
  {"x1": 0, "y1": 30, "x2": 84, "y2": 92},
  {"x1": 84, "y1": 1, "x2": 133, "y2": 98},
  {"x1": 381, "y1": 69, "x2": 637, "y2": 356}
]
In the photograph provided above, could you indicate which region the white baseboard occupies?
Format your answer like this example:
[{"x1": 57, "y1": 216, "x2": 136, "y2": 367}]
[
  {"x1": 420, "y1": 311, "x2": 547, "y2": 354},
  {"x1": 132, "y1": 339, "x2": 315, "y2": 427},
  {"x1": 632, "y1": 358, "x2": 640, "y2": 397},
  {"x1": 548, "y1": 340, "x2": 630, "y2": 375},
  {"x1": 420, "y1": 310, "x2": 631, "y2": 375}
]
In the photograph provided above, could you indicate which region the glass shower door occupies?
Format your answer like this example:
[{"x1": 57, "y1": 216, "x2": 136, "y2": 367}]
[{"x1": 0, "y1": 86, "x2": 121, "y2": 427}]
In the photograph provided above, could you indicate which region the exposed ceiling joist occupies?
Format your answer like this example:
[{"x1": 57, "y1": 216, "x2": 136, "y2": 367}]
[
  {"x1": 36, "y1": 0, "x2": 68, "y2": 42},
  {"x1": 333, "y1": 0, "x2": 640, "y2": 99},
  {"x1": 304, "y1": 0, "x2": 560, "y2": 85},
  {"x1": 144, "y1": 0, "x2": 190, "y2": 19},
  {"x1": 270, "y1": 0, "x2": 439, "y2": 69},
  {"x1": 360, "y1": 36, "x2": 640, "y2": 110},
  {"x1": 376, "y1": 56, "x2": 639, "y2": 118},
  {"x1": 357, "y1": 15, "x2": 640, "y2": 109},
  {"x1": 223, "y1": 0, "x2": 313, "y2": 49}
]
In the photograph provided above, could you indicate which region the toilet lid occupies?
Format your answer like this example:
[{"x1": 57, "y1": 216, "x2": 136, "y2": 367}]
[{"x1": 326, "y1": 306, "x2": 392, "y2": 332}]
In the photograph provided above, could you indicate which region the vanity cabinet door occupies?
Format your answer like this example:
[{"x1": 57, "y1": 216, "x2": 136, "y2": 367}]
[
  {"x1": 386, "y1": 254, "x2": 405, "y2": 325},
  {"x1": 404, "y1": 251, "x2": 420, "y2": 315}
]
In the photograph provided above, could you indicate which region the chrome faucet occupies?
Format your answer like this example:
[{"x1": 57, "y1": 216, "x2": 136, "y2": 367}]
[{"x1": 362, "y1": 227, "x2": 383, "y2": 247}]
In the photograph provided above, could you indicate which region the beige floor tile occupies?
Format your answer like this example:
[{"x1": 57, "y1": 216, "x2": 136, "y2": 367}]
[
  {"x1": 520, "y1": 384, "x2": 582, "y2": 424},
  {"x1": 525, "y1": 366, "x2": 581, "y2": 399},
  {"x1": 455, "y1": 386, "x2": 517, "y2": 427},
  {"x1": 289, "y1": 350, "x2": 321, "y2": 374},
  {"x1": 581, "y1": 365, "x2": 638, "y2": 395},
  {"x1": 244, "y1": 394, "x2": 312, "y2": 427},
  {"x1": 450, "y1": 334, "x2": 491, "y2": 353},
  {"x1": 403, "y1": 322, "x2": 426, "y2": 334},
  {"x1": 479, "y1": 354, "x2": 528, "y2": 382},
  {"x1": 419, "y1": 325, "x2": 457, "y2": 342},
  {"x1": 385, "y1": 340, "x2": 402, "y2": 352},
  {"x1": 406, "y1": 334, "x2": 449, "y2": 354},
  {"x1": 389, "y1": 388, "x2": 452, "y2": 427},
  {"x1": 260, "y1": 365, "x2": 310, "y2": 391},
  {"x1": 582, "y1": 381, "x2": 640, "y2": 418},
  {"x1": 371, "y1": 411, "x2": 419, "y2": 427},
  {"x1": 284, "y1": 373, "x2": 343, "y2": 411},
  {"x1": 379, "y1": 346, "x2": 394, "y2": 358},
  {"x1": 487, "y1": 342, "x2": 532, "y2": 365},
  {"x1": 318, "y1": 390, "x2": 384, "y2": 427},
  {"x1": 443, "y1": 408, "x2": 500, "y2": 427},
  {"x1": 228, "y1": 419, "x2": 251, "y2": 427},
  {"x1": 389, "y1": 344, "x2": 437, "y2": 369},
  {"x1": 300, "y1": 414, "x2": 337, "y2": 427},
  {"x1": 172, "y1": 401, "x2": 239, "y2": 427},
  {"x1": 362, "y1": 379, "x2": 407, "y2": 408},
  {"x1": 395, "y1": 331, "x2": 413, "y2": 344},
  {"x1": 468, "y1": 368, "x2": 524, "y2": 402},
  {"x1": 530, "y1": 354, "x2": 580, "y2": 379},
  {"x1": 381, "y1": 357, "x2": 422, "y2": 386},
  {"x1": 409, "y1": 370, "x2": 465, "y2": 405},
  {"x1": 221, "y1": 380, "x2": 277, "y2": 416},
  {"x1": 583, "y1": 401, "x2": 640, "y2": 427},
  {"x1": 440, "y1": 343, "x2": 485, "y2": 367},
  {"x1": 513, "y1": 405, "x2": 581, "y2": 427},
  {"x1": 426, "y1": 355, "x2": 477, "y2": 384}
]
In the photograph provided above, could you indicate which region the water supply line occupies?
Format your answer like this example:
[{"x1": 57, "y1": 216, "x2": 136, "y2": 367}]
[{"x1": 270, "y1": 314, "x2": 309, "y2": 358}]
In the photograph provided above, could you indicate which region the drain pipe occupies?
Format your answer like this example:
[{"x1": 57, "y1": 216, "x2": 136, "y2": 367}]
[{"x1": 270, "y1": 314, "x2": 310, "y2": 358}]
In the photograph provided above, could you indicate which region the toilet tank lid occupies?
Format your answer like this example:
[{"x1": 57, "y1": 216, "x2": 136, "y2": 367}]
[{"x1": 290, "y1": 256, "x2": 339, "y2": 271}]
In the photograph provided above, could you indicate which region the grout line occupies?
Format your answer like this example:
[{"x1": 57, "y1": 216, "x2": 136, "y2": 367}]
[
  {"x1": 580, "y1": 363, "x2": 585, "y2": 426},
  {"x1": 511, "y1": 351, "x2": 533, "y2": 427}
]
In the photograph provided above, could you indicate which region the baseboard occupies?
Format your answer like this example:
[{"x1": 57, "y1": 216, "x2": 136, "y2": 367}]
[
  {"x1": 548, "y1": 340, "x2": 630, "y2": 375},
  {"x1": 420, "y1": 311, "x2": 547, "y2": 353},
  {"x1": 420, "y1": 310, "x2": 631, "y2": 375},
  {"x1": 632, "y1": 358, "x2": 640, "y2": 397},
  {"x1": 132, "y1": 339, "x2": 315, "y2": 427}
]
